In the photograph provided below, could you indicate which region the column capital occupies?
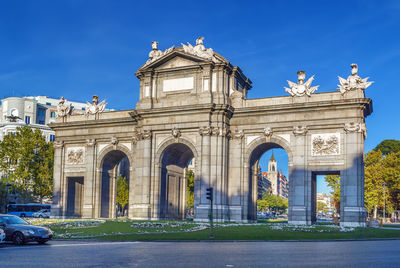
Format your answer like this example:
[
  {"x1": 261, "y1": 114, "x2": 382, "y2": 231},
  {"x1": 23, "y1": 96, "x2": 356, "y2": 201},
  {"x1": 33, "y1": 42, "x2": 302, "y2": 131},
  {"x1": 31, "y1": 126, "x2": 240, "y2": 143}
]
[
  {"x1": 53, "y1": 140, "x2": 64, "y2": 149},
  {"x1": 86, "y1": 139, "x2": 96, "y2": 147}
]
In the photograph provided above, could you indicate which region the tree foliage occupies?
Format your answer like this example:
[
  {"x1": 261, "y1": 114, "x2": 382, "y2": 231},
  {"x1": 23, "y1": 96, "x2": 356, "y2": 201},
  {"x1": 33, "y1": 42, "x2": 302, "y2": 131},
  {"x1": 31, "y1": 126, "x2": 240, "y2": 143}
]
[
  {"x1": 257, "y1": 192, "x2": 288, "y2": 213},
  {"x1": 116, "y1": 174, "x2": 129, "y2": 215},
  {"x1": 186, "y1": 170, "x2": 194, "y2": 209},
  {"x1": 324, "y1": 175, "x2": 340, "y2": 211},
  {"x1": 317, "y1": 201, "x2": 327, "y2": 213},
  {"x1": 0, "y1": 126, "x2": 54, "y2": 203},
  {"x1": 374, "y1": 139, "x2": 400, "y2": 155},
  {"x1": 364, "y1": 150, "x2": 400, "y2": 217}
]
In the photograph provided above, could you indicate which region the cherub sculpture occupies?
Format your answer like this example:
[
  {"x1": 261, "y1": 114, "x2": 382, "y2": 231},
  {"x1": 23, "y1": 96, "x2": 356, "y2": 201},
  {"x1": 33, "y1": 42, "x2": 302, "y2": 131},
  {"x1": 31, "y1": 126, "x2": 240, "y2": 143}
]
[
  {"x1": 338, "y1": 64, "x2": 373, "y2": 94},
  {"x1": 85, "y1": 95, "x2": 106, "y2": 115},
  {"x1": 285, "y1": 71, "x2": 319, "y2": 97}
]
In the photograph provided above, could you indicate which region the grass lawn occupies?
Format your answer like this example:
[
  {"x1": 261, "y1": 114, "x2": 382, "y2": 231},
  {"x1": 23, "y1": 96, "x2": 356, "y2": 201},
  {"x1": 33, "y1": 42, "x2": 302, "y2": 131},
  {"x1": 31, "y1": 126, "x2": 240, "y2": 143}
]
[
  {"x1": 29, "y1": 219, "x2": 400, "y2": 241},
  {"x1": 383, "y1": 224, "x2": 400, "y2": 228}
]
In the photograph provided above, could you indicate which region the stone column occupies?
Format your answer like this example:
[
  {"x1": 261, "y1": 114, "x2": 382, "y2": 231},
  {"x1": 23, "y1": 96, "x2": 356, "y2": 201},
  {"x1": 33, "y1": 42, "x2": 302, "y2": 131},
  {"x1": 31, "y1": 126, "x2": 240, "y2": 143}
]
[
  {"x1": 210, "y1": 127, "x2": 230, "y2": 222},
  {"x1": 341, "y1": 123, "x2": 367, "y2": 227},
  {"x1": 289, "y1": 126, "x2": 309, "y2": 225},
  {"x1": 51, "y1": 140, "x2": 64, "y2": 217},
  {"x1": 109, "y1": 168, "x2": 117, "y2": 218},
  {"x1": 82, "y1": 139, "x2": 96, "y2": 218},
  {"x1": 196, "y1": 126, "x2": 211, "y2": 221},
  {"x1": 228, "y1": 130, "x2": 244, "y2": 222},
  {"x1": 94, "y1": 168, "x2": 102, "y2": 218},
  {"x1": 132, "y1": 130, "x2": 152, "y2": 219}
]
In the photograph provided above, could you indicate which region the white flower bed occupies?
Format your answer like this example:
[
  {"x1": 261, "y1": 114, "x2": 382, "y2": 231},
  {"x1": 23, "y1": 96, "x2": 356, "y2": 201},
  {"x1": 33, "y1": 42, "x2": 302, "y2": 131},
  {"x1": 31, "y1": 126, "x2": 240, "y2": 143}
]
[{"x1": 29, "y1": 218, "x2": 105, "y2": 228}]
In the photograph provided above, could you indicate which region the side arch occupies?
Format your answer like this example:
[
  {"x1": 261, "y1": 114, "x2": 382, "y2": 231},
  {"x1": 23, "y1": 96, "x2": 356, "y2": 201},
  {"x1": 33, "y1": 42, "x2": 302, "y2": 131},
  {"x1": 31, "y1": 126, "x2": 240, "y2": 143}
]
[
  {"x1": 96, "y1": 144, "x2": 134, "y2": 218},
  {"x1": 245, "y1": 135, "x2": 293, "y2": 166},
  {"x1": 97, "y1": 144, "x2": 134, "y2": 170}
]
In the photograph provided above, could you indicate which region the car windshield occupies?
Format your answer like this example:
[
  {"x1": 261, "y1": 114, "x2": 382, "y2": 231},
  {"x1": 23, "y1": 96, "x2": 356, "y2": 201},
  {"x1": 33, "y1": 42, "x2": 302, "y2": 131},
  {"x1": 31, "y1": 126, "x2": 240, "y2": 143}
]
[{"x1": 1, "y1": 216, "x2": 28, "y2": 225}]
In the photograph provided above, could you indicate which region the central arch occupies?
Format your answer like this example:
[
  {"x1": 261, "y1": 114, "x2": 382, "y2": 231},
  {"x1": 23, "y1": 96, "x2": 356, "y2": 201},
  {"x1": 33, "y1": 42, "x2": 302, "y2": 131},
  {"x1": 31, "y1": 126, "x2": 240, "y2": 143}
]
[
  {"x1": 157, "y1": 139, "x2": 197, "y2": 220},
  {"x1": 246, "y1": 136, "x2": 293, "y2": 221}
]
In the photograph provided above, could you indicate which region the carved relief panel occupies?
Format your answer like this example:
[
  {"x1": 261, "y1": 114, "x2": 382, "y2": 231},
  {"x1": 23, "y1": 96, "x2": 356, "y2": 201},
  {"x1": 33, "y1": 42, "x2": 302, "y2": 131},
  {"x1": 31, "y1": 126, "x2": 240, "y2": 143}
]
[
  {"x1": 66, "y1": 147, "x2": 86, "y2": 164},
  {"x1": 311, "y1": 133, "x2": 340, "y2": 156}
]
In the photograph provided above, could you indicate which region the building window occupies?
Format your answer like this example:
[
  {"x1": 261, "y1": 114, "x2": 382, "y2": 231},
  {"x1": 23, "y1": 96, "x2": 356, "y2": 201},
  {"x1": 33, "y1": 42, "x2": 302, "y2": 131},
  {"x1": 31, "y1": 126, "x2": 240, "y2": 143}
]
[
  {"x1": 25, "y1": 116, "x2": 31, "y2": 125},
  {"x1": 37, "y1": 108, "x2": 46, "y2": 125},
  {"x1": 46, "y1": 102, "x2": 51, "y2": 106},
  {"x1": 38, "y1": 109, "x2": 46, "y2": 117},
  {"x1": 50, "y1": 135, "x2": 55, "y2": 142},
  {"x1": 50, "y1": 111, "x2": 56, "y2": 118}
]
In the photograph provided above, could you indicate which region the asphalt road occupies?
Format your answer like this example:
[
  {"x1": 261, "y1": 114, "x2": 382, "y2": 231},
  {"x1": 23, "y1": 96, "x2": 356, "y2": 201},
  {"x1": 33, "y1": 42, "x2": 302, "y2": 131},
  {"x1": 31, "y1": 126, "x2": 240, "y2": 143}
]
[{"x1": 1, "y1": 240, "x2": 400, "y2": 267}]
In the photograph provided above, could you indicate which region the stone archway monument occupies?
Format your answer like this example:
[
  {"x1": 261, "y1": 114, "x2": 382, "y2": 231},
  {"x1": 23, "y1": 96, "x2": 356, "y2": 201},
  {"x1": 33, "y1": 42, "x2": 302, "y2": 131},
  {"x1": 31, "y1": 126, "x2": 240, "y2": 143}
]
[{"x1": 51, "y1": 37, "x2": 373, "y2": 227}]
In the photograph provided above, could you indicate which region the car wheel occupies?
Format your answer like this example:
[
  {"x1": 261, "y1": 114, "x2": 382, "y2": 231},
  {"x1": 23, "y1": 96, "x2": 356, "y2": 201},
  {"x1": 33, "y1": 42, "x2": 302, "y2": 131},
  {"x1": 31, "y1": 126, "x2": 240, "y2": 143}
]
[
  {"x1": 12, "y1": 232, "x2": 25, "y2": 246},
  {"x1": 39, "y1": 215, "x2": 44, "y2": 218},
  {"x1": 38, "y1": 240, "x2": 48, "y2": 245}
]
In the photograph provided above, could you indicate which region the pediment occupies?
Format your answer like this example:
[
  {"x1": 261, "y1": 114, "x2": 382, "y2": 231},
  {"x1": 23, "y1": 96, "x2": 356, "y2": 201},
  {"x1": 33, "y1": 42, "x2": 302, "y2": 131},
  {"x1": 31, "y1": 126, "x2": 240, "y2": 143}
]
[
  {"x1": 137, "y1": 50, "x2": 211, "y2": 72},
  {"x1": 155, "y1": 56, "x2": 201, "y2": 70}
]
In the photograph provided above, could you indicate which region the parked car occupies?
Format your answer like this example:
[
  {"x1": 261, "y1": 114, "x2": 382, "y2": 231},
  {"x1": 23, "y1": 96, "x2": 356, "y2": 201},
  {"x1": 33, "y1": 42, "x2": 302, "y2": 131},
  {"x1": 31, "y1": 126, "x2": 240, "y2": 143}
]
[
  {"x1": 0, "y1": 214, "x2": 53, "y2": 245},
  {"x1": 0, "y1": 228, "x2": 5, "y2": 244},
  {"x1": 33, "y1": 209, "x2": 50, "y2": 218}
]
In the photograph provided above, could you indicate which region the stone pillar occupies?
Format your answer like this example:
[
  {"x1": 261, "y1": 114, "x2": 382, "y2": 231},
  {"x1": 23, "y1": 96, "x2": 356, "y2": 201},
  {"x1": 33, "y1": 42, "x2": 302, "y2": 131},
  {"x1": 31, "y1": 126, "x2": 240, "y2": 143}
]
[
  {"x1": 132, "y1": 130, "x2": 152, "y2": 219},
  {"x1": 228, "y1": 130, "x2": 244, "y2": 222},
  {"x1": 289, "y1": 126, "x2": 309, "y2": 225},
  {"x1": 94, "y1": 168, "x2": 102, "y2": 218},
  {"x1": 109, "y1": 168, "x2": 117, "y2": 218},
  {"x1": 195, "y1": 126, "x2": 211, "y2": 221},
  {"x1": 51, "y1": 140, "x2": 64, "y2": 217},
  {"x1": 341, "y1": 123, "x2": 367, "y2": 227},
  {"x1": 82, "y1": 139, "x2": 96, "y2": 218},
  {"x1": 210, "y1": 127, "x2": 230, "y2": 222}
]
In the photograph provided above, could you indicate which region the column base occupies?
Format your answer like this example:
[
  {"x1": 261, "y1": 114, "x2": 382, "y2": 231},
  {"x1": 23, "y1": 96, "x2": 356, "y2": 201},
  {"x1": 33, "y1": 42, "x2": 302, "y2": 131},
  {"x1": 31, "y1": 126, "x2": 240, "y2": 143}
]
[
  {"x1": 340, "y1": 221, "x2": 366, "y2": 228},
  {"x1": 50, "y1": 204, "x2": 62, "y2": 217},
  {"x1": 129, "y1": 204, "x2": 151, "y2": 219},
  {"x1": 341, "y1": 206, "x2": 367, "y2": 228}
]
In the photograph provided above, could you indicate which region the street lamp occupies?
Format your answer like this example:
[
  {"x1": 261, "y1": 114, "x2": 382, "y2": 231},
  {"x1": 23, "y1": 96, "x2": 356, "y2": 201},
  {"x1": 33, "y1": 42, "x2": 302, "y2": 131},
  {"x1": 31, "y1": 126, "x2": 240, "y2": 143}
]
[
  {"x1": 5, "y1": 183, "x2": 11, "y2": 213},
  {"x1": 381, "y1": 182, "x2": 386, "y2": 223}
]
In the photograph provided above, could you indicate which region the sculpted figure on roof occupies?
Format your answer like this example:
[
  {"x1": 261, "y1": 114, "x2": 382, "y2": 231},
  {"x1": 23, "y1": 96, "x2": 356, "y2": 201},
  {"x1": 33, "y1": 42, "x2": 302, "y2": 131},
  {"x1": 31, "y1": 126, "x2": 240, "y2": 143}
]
[
  {"x1": 338, "y1": 64, "x2": 373, "y2": 94},
  {"x1": 85, "y1": 95, "x2": 106, "y2": 115},
  {"x1": 56, "y1": 97, "x2": 72, "y2": 118},
  {"x1": 285, "y1": 71, "x2": 319, "y2": 97},
  {"x1": 181, "y1": 36, "x2": 220, "y2": 63}
]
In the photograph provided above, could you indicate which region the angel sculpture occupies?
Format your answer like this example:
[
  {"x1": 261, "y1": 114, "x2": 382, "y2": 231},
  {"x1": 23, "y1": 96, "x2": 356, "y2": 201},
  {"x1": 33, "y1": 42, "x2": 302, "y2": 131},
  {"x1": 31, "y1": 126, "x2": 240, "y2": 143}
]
[
  {"x1": 337, "y1": 63, "x2": 373, "y2": 94},
  {"x1": 285, "y1": 71, "x2": 319, "y2": 97},
  {"x1": 181, "y1": 37, "x2": 219, "y2": 63},
  {"x1": 85, "y1": 95, "x2": 106, "y2": 115},
  {"x1": 56, "y1": 97, "x2": 72, "y2": 118}
]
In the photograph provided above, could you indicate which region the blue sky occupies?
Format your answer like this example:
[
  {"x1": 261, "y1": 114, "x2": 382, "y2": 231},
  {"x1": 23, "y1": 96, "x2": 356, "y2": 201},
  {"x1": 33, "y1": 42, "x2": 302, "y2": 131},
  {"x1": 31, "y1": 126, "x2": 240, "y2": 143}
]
[{"x1": 1, "y1": 1, "x2": 399, "y2": 193}]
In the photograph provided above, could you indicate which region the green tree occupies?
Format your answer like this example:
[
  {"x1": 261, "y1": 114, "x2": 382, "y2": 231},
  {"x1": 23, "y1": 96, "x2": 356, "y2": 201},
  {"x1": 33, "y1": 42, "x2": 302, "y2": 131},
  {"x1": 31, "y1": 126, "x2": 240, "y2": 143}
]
[
  {"x1": 317, "y1": 201, "x2": 327, "y2": 213},
  {"x1": 364, "y1": 149, "x2": 400, "y2": 218},
  {"x1": 324, "y1": 175, "x2": 340, "y2": 212},
  {"x1": 259, "y1": 192, "x2": 288, "y2": 213},
  {"x1": 116, "y1": 174, "x2": 129, "y2": 216},
  {"x1": 0, "y1": 181, "x2": 9, "y2": 213},
  {"x1": 186, "y1": 170, "x2": 194, "y2": 209},
  {"x1": 0, "y1": 126, "x2": 54, "y2": 203},
  {"x1": 374, "y1": 139, "x2": 400, "y2": 155}
]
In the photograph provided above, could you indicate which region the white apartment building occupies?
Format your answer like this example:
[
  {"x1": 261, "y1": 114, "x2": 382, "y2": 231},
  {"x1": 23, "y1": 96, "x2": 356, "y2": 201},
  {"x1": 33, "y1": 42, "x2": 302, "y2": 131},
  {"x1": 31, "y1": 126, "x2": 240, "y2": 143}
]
[{"x1": 0, "y1": 96, "x2": 87, "y2": 141}]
